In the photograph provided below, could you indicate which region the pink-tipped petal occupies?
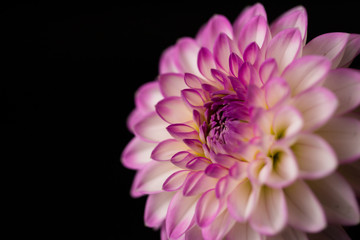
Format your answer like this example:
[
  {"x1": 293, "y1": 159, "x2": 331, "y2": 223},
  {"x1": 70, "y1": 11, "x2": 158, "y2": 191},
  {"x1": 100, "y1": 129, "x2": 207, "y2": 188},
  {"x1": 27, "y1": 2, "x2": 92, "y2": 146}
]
[
  {"x1": 282, "y1": 56, "x2": 331, "y2": 96},
  {"x1": 338, "y1": 34, "x2": 360, "y2": 67},
  {"x1": 159, "y1": 73, "x2": 188, "y2": 97},
  {"x1": 201, "y1": 210, "x2": 236, "y2": 240},
  {"x1": 272, "y1": 106, "x2": 303, "y2": 140},
  {"x1": 250, "y1": 186, "x2": 287, "y2": 235},
  {"x1": 177, "y1": 37, "x2": 201, "y2": 75},
  {"x1": 291, "y1": 133, "x2": 337, "y2": 179},
  {"x1": 171, "y1": 151, "x2": 195, "y2": 169},
  {"x1": 323, "y1": 68, "x2": 360, "y2": 115},
  {"x1": 238, "y1": 15, "x2": 270, "y2": 54},
  {"x1": 308, "y1": 225, "x2": 351, "y2": 240},
  {"x1": 259, "y1": 58, "x2": 279, "y2": 84},
  {"x1": 134, "y1": 111, "x2": 172, "y2": 143},
  {"x1": 198, "y1": 47, "x2": 216, "y2": 81},
  {"x1": 144, "y1": 191, "x2": 176, "y2": 228},
  {"x1": 205, "y1": 164, "x2": 229, "y2": 178},
  {"x1": 151, "y1": 139, "x2": 188, "y2": 161},
  {"x1": 284, "y1": 180, "x2": 326, "y2": 232},
  {"x1": 316, "y1": 117, "x2": 360, "y2": 163},
  {"x1": 303, "y1": 33, "x2": 349, "y2": 68},
  {"x1": 183, "y1": 171, "x2": 218, "y2": 196},
  {"x1": 264, "y1": 77, "x2": 290, "y2": 108},
  {"x1": 159, "y1": 46, "x2": 182, "y2": 74},
  {"x1": 270, "y1": 6, "x2": 308, "y2": 44},
  {"x1": 243, "y1": 42, "x2": 261, "y2": 67},
  {"x1": 167, "y1": 124, "x2": 199, "y2": 141},
  {"x1": 292, "y1": 87, "x2": 338, "y2": 131},
  {"x1": 308, "y1": 173, "x2": 360, "y2": 225},
  {"x1": 266, "y1": 28, "x2": 302, "y2": 72},
  {"x1": 163, "y1": 170, "x2": 190, "y2": 191},
  {"x1": 226, "y1": 222, "x2": 263, "y2": 240},
  {"x1": 186, "y1": 157, "x2": 211, "y2": 171},
  {"x1": 156, "y1": 97, "x2": 193, "y2": 124},
  {"x1": 181, "y1": 89, "x2": 206, "y2": 108},
  {"x1": 229, "y1": 53, "x2": 243, "y2": 78},
  {"x1": 184, "y1": 73, "x2": 203, "y2": 89},
  {"x1": 196, "y1": 189, "x2": 222, "y2": 227},
  {"x1": 122, "y1": 137, "x2": 157, "y2": 170},
  {"x1": 214, "y1": 33, "x2": 236, "y2": 73},
  {"x1": 166, "y1": 191, "x2": 199, "y2": 239},
  {"x1": 227, "y1": 179, "x2": 253, "y2": 222},
  {"x1": 135, "y1": 81, "x2": 163, "y2": 112}
]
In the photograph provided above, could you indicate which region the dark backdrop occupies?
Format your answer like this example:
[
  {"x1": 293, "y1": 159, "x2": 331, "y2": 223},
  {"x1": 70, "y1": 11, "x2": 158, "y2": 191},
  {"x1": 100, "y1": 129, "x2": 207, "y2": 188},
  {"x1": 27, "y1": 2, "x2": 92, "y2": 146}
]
[{"x1": 3, "y1": 1, "x2": 360, "y2": 239}]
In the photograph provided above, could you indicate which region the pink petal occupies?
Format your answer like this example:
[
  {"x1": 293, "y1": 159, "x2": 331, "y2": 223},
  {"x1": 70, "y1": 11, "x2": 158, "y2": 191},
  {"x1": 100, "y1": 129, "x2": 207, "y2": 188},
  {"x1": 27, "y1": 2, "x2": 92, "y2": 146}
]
[
  {"x1": 166, "y1": 191, "x2": 199, "y2": 239},
  {"x1": 163, "y1": 170, "x2": 190, "y2": 191},
  {"x1": 183, "y1": 139, "x2": 204, "y2": 154},
  {"x1": 167, "y1": 123, "x2": 199, "y2": 141},
  {"x1": 171, "y1": 151, "x2": 195, "y2": 169},
  {"x1": 291, "y1": 133, "x2": 337, "y2": 179},
  {"x1": 272, "y1": 106, "x2": 303, "y2": 140},
  {"x1": 181, "y1": 89, "x2": 205, "y2": 108},
  {"x1": 259, "y1": 58, "x2": 279, "y2": 84},
  {"x1": 144, "y1": 191, "x2": 175, "y2": 228},
  {"x1": 264, "y1": 77, "x2": 290, "y2": 108},
  {"x1": 308, "y1": 225, "x2": 351, "y2": 240},
  {"x1": 266, "y1": 28, "x2": 302, "y2": 72},
  {"x1": 323, "y1": 68, "x2": 360, "y2": 115},
  {"x1": 267, "y1": 227, "x2": 308, "y2": 240},
  {"x1": 159, "y1": 73, "x2": 188, "y2": 97},
  {"x1": 184, "y1": 225, "x2": 203, "y2": 239},
  {"x1": 316, "y1": 117, "x2": 360, "y2": 163},
  {"x1": 227, "y1": 222, "x2": 263, "y2": 240},
  {"x1": 229, "y1": 53, "x2": 244, "y2": 78},
  {"x1": 233, "y1": 3, "x2": 267, "y2": 39},
  {"x1": 338, "y1": 34, "x2": 360, "y2": 68},
  {"x1": 201, "y1": 210, "x2": 236, "y2": 240},
  {"x1": 213, "y1": 33, "x2": 236, "y2": 73},
  {"x1": 121, "y1": 137, "x2": 156, "y2": 170},
  {"x1": 238, "y1": 15, "x2": 270, "y2": 54},
  {"x1": 135, "y1": 81, "x2": 163, "y2": 112},
  {"x1": 127, "y1": 108, "x2": 145, "y2": 133},
  {"x1": 151, "y1": 139, "x2": 188, "y2": 161},
  {"x1": 215, "y1": 176, "x2": 239, "y2": 199},
  {"x1": 186, "y1": 157, "x2": 211, "y2": 171},
  {"x1": 177, "y1": 37, "x2": 201, "y2": 75},
  {"x1": 159, "y1": 46, "x2": 182, "y2": 74},
  {"x1": 303, "y1": 33, "x2": 349, "y2": 68},
  {"x1": 308, "y1": 173, "x2": 360, "y2": 225},
  {"x1": 156, "y1": 96, "x2": 193, "y2": 124},
  {"x1": 227, "y1": 179, "x2": 253, "y2": 222},
  {"x1": 270, "y1": 6, "x2": 308, "y2": 44},
  {"x1": 183, "y1": 171, "x2": 218, "y2": 196},
  {"x1": 134, "y1": 111, "x2": 171, "y2": 143},
  {"x1": 243, "y1": 42, "x2": 261, "y2": 67},
  {"x1": 284, "y1": 180, "x2": 326, "y2": 232},
  {"x1": 196, "y1": 189, "x2": 222, "y2": 227},
  {"x1": 184, "y1": 73, "x2": 203, "y2": 89},
  {"x1": 205, "y1": 164, "x2": 229, "y2": 178},
  {"x1": 131, "y1": 161, "x2": 179, "y2": 197},
  {"x1": 292, "y1": 87, "x2": 338, "y2": 131},
  {"x1": 250, "y1": 186, "x2": 287, "y2": 235},
  {"x1": 198, "y1": 47, "x2": 216, "y2": 81},
  {"x1": 282, "y1": 56, "x2": 331, "y2": 96}
]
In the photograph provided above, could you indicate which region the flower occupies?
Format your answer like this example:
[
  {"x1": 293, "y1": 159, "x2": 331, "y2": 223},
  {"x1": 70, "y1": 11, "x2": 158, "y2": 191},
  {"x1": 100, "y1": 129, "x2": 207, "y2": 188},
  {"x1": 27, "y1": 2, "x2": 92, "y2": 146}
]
[{"x1": 121, "y1": 3, "x2": 360, "y2": 239}]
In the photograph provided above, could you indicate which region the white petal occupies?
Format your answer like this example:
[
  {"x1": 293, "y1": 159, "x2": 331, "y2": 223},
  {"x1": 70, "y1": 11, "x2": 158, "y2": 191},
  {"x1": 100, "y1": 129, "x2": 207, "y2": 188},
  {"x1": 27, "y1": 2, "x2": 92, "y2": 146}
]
[
  {"x1": 121, "y1": 137, "x2": 156, "y2": 169},
  {"x1": 144, "y1": 191, "x2": 176, "y2": 228},
  {"x1": 227, "y1": 179, "x2": 253, "y2": 221},
  {"x1": 134, "y1": 111, "x2": 172, "y2": 142}
]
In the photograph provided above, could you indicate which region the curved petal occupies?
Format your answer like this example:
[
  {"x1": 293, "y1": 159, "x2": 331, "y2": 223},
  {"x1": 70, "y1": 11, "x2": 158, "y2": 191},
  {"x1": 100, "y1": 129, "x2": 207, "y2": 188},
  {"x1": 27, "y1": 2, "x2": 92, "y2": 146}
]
[
  {"x1": 284, "y1": 180, "x2": 326, "y2": 232},
  {"x1": 267, "y1": 227, "x2": 308, "y2": 240},
  {"x1": 338, "y1": 33, "x2": 360, "y2": 68},
  {"x1": 226, "y1": 222, "x2": 263, "y2": 240},
  {"x1": 151, "y1": 139, "x2": 188, "y2": 161},
  {"x1": 282, "y1": 56, "x2": 331, "y2": 96},
  {"x1": 198, "y1": 47, "x2": 216, "y2": 81},
  {"x1": 144, "y1": 191, "x2": 176, "y2": 228},
  {"x1": 316, "y1": 117, "x2": 360, "y2": 163},
  {"x1": 292, "y1": 87, "x2": 338, "y2": 131},
  {"x1": 264, "y1": 77, "x2": 290, "y2": 108},
  {"x1": 121, "y1": 137, "x2": 157, "y2": 170},
  {"x1": 291, "y1": 133, "x2": 337, "y2": 179},
  {"x1": 159, "y1": 45, "x2": 182, "y2": 74},
  {"x1": 250, "y1": 186, "x2": 287, "y2": 235},
  {"x1": 303, "y1": 33, "x2": 349, "y2": 68},
  {"x1": 323, "y1": 68, "x2": 360, "y2": 115},
  {"x1": 135, "y1": 81, "x2": 163, "y2": 112},
  {"x1": 134, "y1": 111, "x2": 172, "y2": 142},
  {"x1": 266, "y1": 28, "x2": 302, "y2": 72},
  {"x1": 196, "y1": 189, "x2": 221, "y2": 227},
  {"x1": 159, "y1": 73, "x2": 188, "y2": 97},
  {"x1": 181, "y1": 89, "x2": 205, "y2": 108},
  {"x1": 308, "y1": 173, "x2": 360, "y2": 225},
  {"x1": 227, "y1": 179, "x2": 253, "y2": 222},
  {"x1": 163, "y1": 170, "x2": 190, "y2": 191},
  {"x1": 167, "y1": 123, "x2": 199, "y2": 141},
  {"x1": 259, "y1": 58, "x2": 279, "y2": 84},
  {"x1": 213, "y1": 33, "x2": 238, "y2": 73},
  {"x1": 272, "y1": 106, "x2": 303, "y2": 140},
  {"x1": 201, "y1": 210, "x2": 236, "y2": 240},
  {"x1": 156, "y1": 97, "x2": 193, "y2": 124},
  {"x1": 177, "y1": 37, "x2": 201, "y2": 75},
  {"x1": 183, "y1": 171, "x2": 218, "y2": 196}
]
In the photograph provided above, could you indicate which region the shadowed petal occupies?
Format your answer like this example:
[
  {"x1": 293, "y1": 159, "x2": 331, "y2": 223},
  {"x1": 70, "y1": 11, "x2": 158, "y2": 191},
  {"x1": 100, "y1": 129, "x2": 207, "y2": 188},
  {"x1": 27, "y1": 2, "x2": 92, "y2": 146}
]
[
  {"x1": 308, "y1": 225, "x2": 351, "y2": 240},
  {"x1": 196, "y1": 189, "x2": 222, "y2": 227},
  {"x1": 156, "y1": 97, "x2": 193, "y2": 124},
  {"x1": 159, "y1": 73, "x2": 188, "y2": 97},
  {"x1": 201, "y1": 210, "x2": 236, "y2": 240},
  {"x1": 144, "y1": 191, "x2": 176, "y2": 228},
  {"x1": 227, "y1": 179, "x2": 253, "y2": 222},
  {"x1": 122, "y1": 137, "x2": 157, "y2": 169},
  {"x1": 267, "y1": 227, "x2": 308, "y2": 240},
  {"x1": 338, "y1": 34, "x2": 360, "y2": 67},
  {"x1": 134, "y1": 111, "x2": 172, "y2": 142},
  {"x1": 226, "y1": 222, "x2": 263, "y2": 240},
  {"x1": 135, "y1": 81, "x2": 163, "y2": 112}
]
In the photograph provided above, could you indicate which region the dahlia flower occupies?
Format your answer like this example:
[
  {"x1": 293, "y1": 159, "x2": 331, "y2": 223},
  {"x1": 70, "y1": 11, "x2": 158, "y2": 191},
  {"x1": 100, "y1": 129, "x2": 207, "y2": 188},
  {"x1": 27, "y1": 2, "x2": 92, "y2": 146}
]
[{"x1": 122, "y1": 3, "x2": 360, "y2": 239}]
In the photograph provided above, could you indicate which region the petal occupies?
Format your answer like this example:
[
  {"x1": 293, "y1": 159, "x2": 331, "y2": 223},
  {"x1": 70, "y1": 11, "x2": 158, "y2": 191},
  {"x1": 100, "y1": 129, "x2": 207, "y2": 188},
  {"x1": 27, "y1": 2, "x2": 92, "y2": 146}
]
[
  {"x1": 167, "y1": 123, "x2": 199, "y2": 141},
  {"x1": 134, "y1": 111, "x2": 171, "y2": 143},
  {"x1": 323, "y1": 68, "x2": 360, "y2": 115},
  {"x1": 183, "y1": 171, "x2": 218, "y2": 196},
  {"x1": 166, "y1": 191, "x2": 199, "y2": 239},
  {"x1": 303, "y1": 33, "x2": 349, "y2": 68},
  {"x1": 272, "y1": 106, "x2": 303, "y2": 140},
  {"x1": 181, "y1": 89, "x2": 205, "y2": 108},
  {"x1": 227, "y1": 179, "x2": 253, "y2": 222},
  {"x1": 226, "y1": 222, "x2": 263, "y2": 240},
  {"x1": 144, "y1": 191, "x2": 175, "y2": 228},
  {"x1": 259, "y1": 58, "x2": 279, "y2": 84},
  {"x1": 151, "y1": 139, "x2": 188, "y2": 161},
  {"x1": 186, "y1": 157, "x2": 211, "y2": 171},
  {"x1": 339, "y1": 161, "x2": 360, "y2": 197},
  {"x1": 201, "y1": 210, "x2": 236, "y2": 240},
  {"x1": 267, "y1": 227, "x2": 308, "y2": 240},
  {"x1": 338, "y1": 34, "x2": 360, "y2": 68},
  {"x1": 250, "y1": 186, "x2": 287, "y2": 235},
  {"x1": 213, "y1": 33, "x2": 236, "y2": 73},
  {"x1": 238, "y1": 15, "x2": 270, "y2": 54},
  {"x1": 171, "y1": 151, "x2": 195, "y2": 169},
  {"x1": 308, "y1": 173, "x2": 360, "y2": 225},
  {"x1": 316, "y1": 117, "x2": 360, "y2": 163},
  {"x1": 135, "y1": 81, "x2": 163, "y2": 112},
  {"x1": 292, "y1": 87, "x2": 338, "y2": 131},
  {"x1": 159, "y1": 46, "x2": 182, "y2": 74},
  {"x1": 163, "y1": 170, "x2": 190, "y2": 191},
  {"x1": 196, "y1": 189, "x2": 221, "y2": 227},
  {"x1": 229, "y1": 53, "x2": 244, "y2": 78},
  {"x1": 284, "y1": 180, "x2": 326, "y2": 232},
  {"x1": 291, "y1": 133, "x2": 337, "y2": 179},
  {"x1": 156, "y1": 96, "x2": 193, "y2": 124},
  {"x1": 282, "y1": 56, "x2": 331, "y2": 96},
  {"x1": 131, "y1": 161, "x2": 179, "y2": 197},
  {"x1": 121, "y1": 137, "x2": 157, "y2": 170},
  {"x1": 184, "y1": 73, "x2": 204, "y2": 89},
  {"x1": 266, "y1": 28, "x2": 302, "y2": 72},
  {"x1": 308, "y1": 225, "x2": 351, "y2": 240},
  {"x1": 270, "y1": 6, "x2": 308, "y2": 43},
  {"x1": 205, "y1": 164, "x2": 229, "y2": 179},
  {"x1": 177, "y1": 37, "x2": 201, "y2": 75},
  {"x1": 264, "y1": 77, "x2": 290, "y2": 108},
  {"x1": 198, "y1": 47, "x2": 216, "y2": 81},
  {"x1": 159, "y1": 73, "x2": 188, "y2": 97}
]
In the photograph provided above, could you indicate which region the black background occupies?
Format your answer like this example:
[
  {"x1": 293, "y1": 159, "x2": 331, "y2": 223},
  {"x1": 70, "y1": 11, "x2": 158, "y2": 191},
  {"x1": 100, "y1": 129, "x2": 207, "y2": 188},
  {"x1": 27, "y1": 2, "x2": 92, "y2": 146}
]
[{"x1": 3, "y1": 1, "x2": 360, "y2": 239}]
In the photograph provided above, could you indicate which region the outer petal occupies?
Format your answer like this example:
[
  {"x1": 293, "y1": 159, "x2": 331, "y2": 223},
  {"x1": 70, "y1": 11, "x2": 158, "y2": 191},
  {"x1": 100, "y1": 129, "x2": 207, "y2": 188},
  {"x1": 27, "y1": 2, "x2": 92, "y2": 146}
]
[
  {"x1": 159, "y1": 73, "x2": 188, "y2": 97},
  {"x1": 144, "y1": 191, "x2": 176, "y2": 228},
  {"x1": 134, "y1": 111, "x2": 172, "y2": 142},
  {"x1": 308, "y1": 173, "x2": 360, "y2": 225},
  {"x1": 266, "y1": 28, "x2": 302, "y2": 72},
  {"x1": 177, "y1": 38, "x2": 201, "y2": 75},
  {"x1": 198, "y1": 47, "x2": 216, "y2": 81},
  {"x1": 226, "y1": 222, "x2": 263, "y2": 240},
  {"x1": 284, "y1": 180, "x2": 326, "y2": 232},
  {"x1": 214, "y1": 33, "x2": 237, "y2": 73},
  {"x1": 250, "y1": 186, "x2": 287, "y2": 235},
  {"x1": 291, "y1": 133, "x2": 337, "y2": 179},
  {"x1": 121, "y1": 137, "x2": 157, "y2": 170},
  {"x1": 227, "y1": 179, "x2": 253, "y2": 222},
  {"x1": 292, "y1": 87, "x2": 338, "y2": 131},
  {"x1": 323, "y1": 68, "x2": 360, "y2": 115},
  {"x1": 316, "y1": 117, "x2": 360, "y2": 163},
  {"x1": 282, "y1": 56, "x2": 331, "y2": 96},
  {"x1": 135, "y1": 81, "x2": 163, "y2": 112},
  {"x1": 156, "y1": 97, "x2": 193, "y2": 124},
  {"x1": 196, "y1": 189, "x2": 221, "y2": 227},
  {"x1": 338, "y1": 34, "x2": 360, "y2": 67},
  {"x1": 303, "y1": 33, "x2": 349, "y2": 68},
  {"x1": 166, "y1": 191, "x2": 199, "y2": 239},
  {"x1": 159, "y1": 46, "x2": 182, "y2": 74},
  {"x1": 308, "y1": 225, "x2": 351, "y2": 240}
]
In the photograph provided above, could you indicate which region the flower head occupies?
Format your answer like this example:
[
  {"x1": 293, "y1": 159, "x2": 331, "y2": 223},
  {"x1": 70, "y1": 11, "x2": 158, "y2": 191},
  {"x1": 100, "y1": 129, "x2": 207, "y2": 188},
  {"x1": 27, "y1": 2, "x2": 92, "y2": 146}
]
[{"x1": 122, "y1": 3, "x2": 360, "y2": 239}]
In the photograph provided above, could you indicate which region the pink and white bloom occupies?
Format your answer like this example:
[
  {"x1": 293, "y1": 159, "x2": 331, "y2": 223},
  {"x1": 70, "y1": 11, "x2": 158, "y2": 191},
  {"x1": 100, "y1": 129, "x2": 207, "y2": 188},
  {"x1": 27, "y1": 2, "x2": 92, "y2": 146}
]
[{"x1": 122, "y1": 3, "x2": 360, "y2": 239}]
